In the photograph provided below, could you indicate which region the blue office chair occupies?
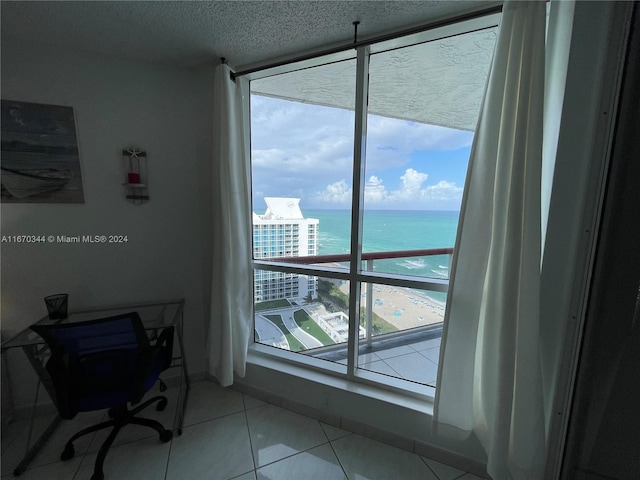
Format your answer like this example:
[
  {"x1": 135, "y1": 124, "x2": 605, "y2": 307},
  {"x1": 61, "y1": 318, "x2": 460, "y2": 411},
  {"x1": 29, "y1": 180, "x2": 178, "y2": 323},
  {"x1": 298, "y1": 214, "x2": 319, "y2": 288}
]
[{"x1": 31, "y1": 312, "x2": 174, "y2": 480}]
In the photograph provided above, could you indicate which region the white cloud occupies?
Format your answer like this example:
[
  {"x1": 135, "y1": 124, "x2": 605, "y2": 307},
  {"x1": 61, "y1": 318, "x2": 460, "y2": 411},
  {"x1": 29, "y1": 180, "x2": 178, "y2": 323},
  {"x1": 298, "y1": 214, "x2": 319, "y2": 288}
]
[
  {"x1": 251, "y1": 96, "x2": 471, "y2": 178},
  {"x1": 312, "y1": 169, "x2": 464, "y2": 210},
  {"x1": 364, "y1": 175, "x2": 387, "y2": 203},
  {"x1": 423, "y1": 180, "x2": 464, "y2": 203},
  {"x1": 251, "y1": 96, "x2": 470, "y2": 210},
  {"x1": 368, "y1": 116, "x2": 473, "y2": 150},
  {"x1": 251, "y1": 98, "x2": 354, "y2": 175},
  {"x1": 398, "y1": 168, "x2": 428, "y2": 199},
  {"x1": 313, "y1": 179, "x2": 352, "y2": 205},
  {"x1": 365, "y1": 116, "x2": 474, "y2": 171}
]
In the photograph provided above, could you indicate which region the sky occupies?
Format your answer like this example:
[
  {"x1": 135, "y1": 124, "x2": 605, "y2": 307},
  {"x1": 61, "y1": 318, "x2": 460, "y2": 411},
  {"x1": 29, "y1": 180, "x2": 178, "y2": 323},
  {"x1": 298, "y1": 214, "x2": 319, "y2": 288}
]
[{"x1": 251, "y1": 95, "x2": 473, "y2": 212}]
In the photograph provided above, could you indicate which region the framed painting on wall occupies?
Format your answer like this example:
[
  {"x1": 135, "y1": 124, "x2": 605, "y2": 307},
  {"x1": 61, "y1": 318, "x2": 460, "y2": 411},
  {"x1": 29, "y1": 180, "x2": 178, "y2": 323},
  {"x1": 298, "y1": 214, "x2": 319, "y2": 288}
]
[{"x1": 1, "y1": 100, "x2": 85, "y2": 203}]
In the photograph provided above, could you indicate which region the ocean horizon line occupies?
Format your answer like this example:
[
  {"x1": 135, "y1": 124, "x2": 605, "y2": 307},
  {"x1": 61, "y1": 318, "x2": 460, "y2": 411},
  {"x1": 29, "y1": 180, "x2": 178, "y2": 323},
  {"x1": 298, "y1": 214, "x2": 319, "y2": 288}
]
[{"x1": 299, "y1": 208, "x2": 461, "y2": 215}]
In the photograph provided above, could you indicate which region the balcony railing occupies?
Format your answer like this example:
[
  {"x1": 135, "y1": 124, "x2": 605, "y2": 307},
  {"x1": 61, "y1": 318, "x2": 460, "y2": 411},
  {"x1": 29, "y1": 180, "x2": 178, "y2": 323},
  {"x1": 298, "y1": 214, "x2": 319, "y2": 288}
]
[
  {"x1": 268, "y1": 247, "x2": 453, "y2": 266},
  {"x1": 262, "y1": 247, "x2": 453, "y2": 347}
]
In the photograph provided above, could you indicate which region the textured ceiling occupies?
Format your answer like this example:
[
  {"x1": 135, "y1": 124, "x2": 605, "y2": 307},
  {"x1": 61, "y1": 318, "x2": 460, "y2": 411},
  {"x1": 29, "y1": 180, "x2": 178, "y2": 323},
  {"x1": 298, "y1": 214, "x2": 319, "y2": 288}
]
[
  {"x1": 252, "y1": 25, "x2": 497, "y2": 130},
  {"x1": 1, "y1": 1, "x2": 496, "y2": 70}
]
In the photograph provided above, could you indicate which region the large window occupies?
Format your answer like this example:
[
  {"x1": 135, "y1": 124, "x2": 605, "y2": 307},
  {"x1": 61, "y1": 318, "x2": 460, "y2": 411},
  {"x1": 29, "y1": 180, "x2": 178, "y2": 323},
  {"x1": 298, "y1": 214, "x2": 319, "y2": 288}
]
[{"x1": 247, "y1": 15, "x2": 498, "y2": 390}]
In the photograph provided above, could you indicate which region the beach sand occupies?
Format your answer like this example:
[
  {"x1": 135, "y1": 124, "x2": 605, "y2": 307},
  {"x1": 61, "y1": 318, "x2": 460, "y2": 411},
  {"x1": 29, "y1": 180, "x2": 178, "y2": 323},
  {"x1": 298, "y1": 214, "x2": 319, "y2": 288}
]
[{"x1": 338, "y1": 282, "x2": 446, "y2": 330}]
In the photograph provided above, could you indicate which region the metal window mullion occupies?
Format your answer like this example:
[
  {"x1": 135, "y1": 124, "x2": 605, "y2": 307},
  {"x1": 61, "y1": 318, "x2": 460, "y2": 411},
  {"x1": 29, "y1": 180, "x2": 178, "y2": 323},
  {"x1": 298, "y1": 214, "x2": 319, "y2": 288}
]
[
  {"x1": 347, "y1": 45, "x2": 370, "y2": 378},
  {"x1": 365, "y1": 259, "x2": 374, "y2": 347}
]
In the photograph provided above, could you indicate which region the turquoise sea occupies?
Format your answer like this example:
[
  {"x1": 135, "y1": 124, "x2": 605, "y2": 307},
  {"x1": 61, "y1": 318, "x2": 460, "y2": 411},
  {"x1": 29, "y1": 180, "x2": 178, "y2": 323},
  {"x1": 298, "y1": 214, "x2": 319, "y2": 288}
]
[{"x1": 305, "y1": 209, "x2": 459, "y2": 294}]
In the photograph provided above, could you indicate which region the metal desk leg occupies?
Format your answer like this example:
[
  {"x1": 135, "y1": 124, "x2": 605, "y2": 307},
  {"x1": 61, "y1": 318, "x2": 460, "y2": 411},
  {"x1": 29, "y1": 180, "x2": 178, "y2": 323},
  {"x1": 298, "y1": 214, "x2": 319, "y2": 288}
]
[
  {"x1": 175, "y1": 310, "x2": 190, "y2": 435},
  {"x1": 13, "y1": 415, "x2": 61, "y2": 476},
  {"x1": 13, "y1": 346, "x2": 61, "y2": 476},
  {"x1": 12, "y1": 375, "x2": 61, "y2": 476}
]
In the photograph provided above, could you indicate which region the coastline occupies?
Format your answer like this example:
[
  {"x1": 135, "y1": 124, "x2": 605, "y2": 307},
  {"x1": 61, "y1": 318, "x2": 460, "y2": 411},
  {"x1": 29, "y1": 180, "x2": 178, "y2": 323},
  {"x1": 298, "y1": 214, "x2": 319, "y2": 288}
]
[{"x1": 338, "y1": 282, "x2": 446, "y2": 330}]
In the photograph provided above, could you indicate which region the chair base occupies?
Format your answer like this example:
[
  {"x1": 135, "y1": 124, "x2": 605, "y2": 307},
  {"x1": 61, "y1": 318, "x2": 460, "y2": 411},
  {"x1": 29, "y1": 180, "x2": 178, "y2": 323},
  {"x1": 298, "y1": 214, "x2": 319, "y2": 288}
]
[{"x1": 61, "y1": 395, "x2": 173, "y2": 480}]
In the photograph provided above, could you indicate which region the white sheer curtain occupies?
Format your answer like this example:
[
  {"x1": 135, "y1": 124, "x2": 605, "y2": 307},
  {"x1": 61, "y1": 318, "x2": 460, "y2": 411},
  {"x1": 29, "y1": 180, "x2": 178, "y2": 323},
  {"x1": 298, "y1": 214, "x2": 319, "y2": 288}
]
[
  {"x1": 207, "y1": 64, "x2": 253, "y2": 387},
  {"x1": 434, "y1": 2, "x2": 547, "y2": 479}
]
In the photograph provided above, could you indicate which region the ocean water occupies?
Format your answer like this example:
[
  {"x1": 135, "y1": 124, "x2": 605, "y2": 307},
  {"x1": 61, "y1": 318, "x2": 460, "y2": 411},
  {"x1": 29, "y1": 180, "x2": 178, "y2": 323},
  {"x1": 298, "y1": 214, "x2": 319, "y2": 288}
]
[{"x1": 305, "y1": 209, "x2": 459, "y2": 296}]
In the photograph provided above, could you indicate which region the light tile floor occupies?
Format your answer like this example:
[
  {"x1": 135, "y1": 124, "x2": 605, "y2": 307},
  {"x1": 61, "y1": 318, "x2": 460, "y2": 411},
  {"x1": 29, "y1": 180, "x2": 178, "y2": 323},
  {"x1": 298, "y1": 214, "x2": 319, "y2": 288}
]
[
  {"x1": 359, "y1": 338, "x2": 440, "y2": 386},
  {"x1": 328, "y1": 335, "x2": 441, "y2": 387},
  {"x1": 1, "y1": 380, "x2": 483, "y2": 480}
]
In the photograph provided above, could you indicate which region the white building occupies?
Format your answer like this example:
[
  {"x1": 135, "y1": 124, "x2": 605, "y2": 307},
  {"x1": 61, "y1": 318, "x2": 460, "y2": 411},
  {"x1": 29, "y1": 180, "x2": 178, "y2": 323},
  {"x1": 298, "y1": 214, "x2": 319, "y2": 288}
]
[{"x1": 252, "y1": 198, "x2": 319, "y2": 303}]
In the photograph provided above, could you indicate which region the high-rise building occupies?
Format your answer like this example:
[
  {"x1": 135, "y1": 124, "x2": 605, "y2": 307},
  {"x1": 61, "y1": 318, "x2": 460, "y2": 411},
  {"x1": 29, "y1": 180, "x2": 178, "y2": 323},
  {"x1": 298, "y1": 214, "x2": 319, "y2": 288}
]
[{"x1": 252, "y1": 198, "x2": 319, "y2": 303}]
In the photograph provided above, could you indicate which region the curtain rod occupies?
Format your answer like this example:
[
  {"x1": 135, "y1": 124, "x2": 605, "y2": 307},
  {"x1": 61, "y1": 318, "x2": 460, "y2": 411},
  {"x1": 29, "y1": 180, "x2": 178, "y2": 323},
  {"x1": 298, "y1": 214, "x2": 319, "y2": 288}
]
[{"x1": 230, "y1": 4, "x2": 502, "y2": 80}]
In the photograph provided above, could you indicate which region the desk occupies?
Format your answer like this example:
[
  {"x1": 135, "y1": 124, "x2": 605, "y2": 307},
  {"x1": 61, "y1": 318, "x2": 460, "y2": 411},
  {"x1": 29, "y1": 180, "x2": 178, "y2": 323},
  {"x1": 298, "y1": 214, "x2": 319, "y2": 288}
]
[{"x1": 1, "y1": 299, "x2": 190, "y2": 476}]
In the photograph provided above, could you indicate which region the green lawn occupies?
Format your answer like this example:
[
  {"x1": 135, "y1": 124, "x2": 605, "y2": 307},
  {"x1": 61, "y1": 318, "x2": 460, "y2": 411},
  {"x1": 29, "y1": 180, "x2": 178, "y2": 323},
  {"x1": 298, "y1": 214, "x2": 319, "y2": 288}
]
[
  {"x1": 293, "y1": 309, "x2": 335, "y2": 346},
  {"x1": 364, "y1": 309, "x2": 398, "y2": 334},
  {"x1": 264, "y1": 314, "x2": 305, "y2": 351}
]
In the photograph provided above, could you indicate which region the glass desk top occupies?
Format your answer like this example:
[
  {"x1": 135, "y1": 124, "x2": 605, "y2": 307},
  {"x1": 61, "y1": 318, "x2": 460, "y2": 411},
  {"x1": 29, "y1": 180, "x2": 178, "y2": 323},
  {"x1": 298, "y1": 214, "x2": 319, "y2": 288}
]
[{"x1": 2, "y1": 299, "x2": 185, "y2": 351}]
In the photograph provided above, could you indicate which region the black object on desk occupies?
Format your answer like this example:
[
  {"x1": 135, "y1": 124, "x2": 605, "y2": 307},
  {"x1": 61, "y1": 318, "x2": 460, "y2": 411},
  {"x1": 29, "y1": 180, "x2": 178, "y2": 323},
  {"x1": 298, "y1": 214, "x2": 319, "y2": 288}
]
[
  {"x1": 44, "y1": 294, "x2": 68, "y2": 320},
  {"x1": 31, "y1": 312, "x2": 173, "y2": 480}
]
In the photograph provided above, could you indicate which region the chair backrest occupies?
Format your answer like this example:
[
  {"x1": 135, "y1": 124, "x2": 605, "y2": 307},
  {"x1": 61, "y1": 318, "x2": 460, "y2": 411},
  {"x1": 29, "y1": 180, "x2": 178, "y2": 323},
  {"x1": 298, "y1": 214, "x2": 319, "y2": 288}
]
[{"x1": 31, "y1": 312, "x2": 152, "y2": 419}]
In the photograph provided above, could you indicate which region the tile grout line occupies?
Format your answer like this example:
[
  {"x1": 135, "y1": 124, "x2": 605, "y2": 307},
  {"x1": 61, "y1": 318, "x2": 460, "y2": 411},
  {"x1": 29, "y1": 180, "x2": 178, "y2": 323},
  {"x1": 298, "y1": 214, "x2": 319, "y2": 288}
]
[
  {"x1": 419, "y1": 454, "x2": 474, "y2": 480},
  {"x1": 162, "y1": 387, "x2": 185, "y2": 480},
  {"x1": 247, "y1": 418, "x2": 343, "y2": 476},
  {"x1": 242, "y1": 397, "x2": 259, "y2": 478},
  {"x1": 162, "y1": 420, "x2": 176, "y2": 480},
  {"x1": 318, "y1": 419, "x2": 350, "y2": 479},
  {"x1": 327, "y1": 432, "x2": 353, "y2": 480},
  {"x1": 252, "y1": 439, "x2": 341, "y2": 477},
  {"x1": 380, "y1": 359, "x2": 404, "y2": 379},
  {"x1": 181, "y1": 405, "x2": 248, "y2": 430},
  {"x1": 419, "y1": 455, "x2": 443, "y2": 480},
  {"x1": 415, "y1": 349, "x2": 440, "y2": 364},
  {"x1": 69, "y1": 447, "x2": 86, "y2": 480},
  {"x1": 419, "y1": 455, "x2": 433, "y2": 477}
]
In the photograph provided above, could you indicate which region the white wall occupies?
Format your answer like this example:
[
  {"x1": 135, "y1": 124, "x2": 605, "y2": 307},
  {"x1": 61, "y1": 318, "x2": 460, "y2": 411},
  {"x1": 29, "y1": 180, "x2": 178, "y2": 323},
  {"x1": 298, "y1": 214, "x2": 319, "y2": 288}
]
[{"x1": 1, "y1": 38, "x2": 213, "y2": 408}]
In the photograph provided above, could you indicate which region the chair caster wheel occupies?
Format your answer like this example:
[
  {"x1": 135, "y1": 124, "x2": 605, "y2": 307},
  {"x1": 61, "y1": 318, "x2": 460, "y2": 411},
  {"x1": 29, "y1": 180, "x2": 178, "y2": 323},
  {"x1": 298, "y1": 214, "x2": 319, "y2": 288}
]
[
  {"x1": 156, "y1": 398, "x2": 168, "y2": 411},
  {"x1": 90, "y1": 472, "x2": 104, "y2": 480},
  {"x1": 61, "y1": 444, "x2": 75, "y2": 461},
  {"x1": 159, "y1": 429, "x2": 173, "y2": 443}
]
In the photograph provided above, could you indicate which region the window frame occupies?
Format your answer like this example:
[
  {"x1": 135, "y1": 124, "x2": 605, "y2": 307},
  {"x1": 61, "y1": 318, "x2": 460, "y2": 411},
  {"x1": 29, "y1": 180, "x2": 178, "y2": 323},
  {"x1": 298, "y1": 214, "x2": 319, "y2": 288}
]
[{"x1": 242, "y1": 12, "x2": 501, "y2": 395}]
